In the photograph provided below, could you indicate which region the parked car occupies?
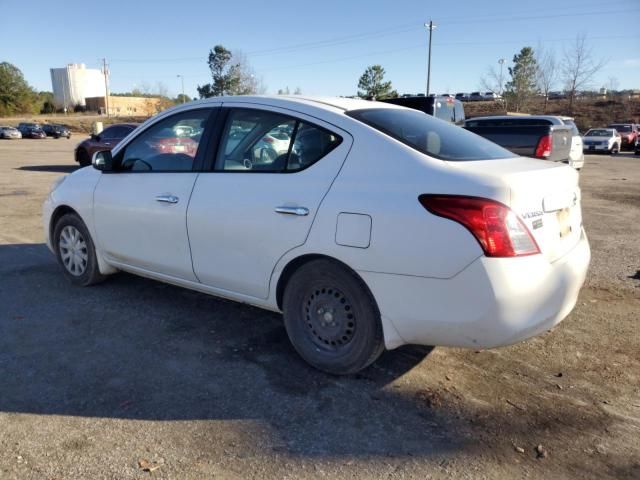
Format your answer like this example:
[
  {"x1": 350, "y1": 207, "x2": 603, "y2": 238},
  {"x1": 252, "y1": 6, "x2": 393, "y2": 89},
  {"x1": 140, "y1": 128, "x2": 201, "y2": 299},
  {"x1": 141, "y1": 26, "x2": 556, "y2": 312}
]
[
  {"x1": 455, "y1": 92, "x2": 468, "y2": 101},
  {"x1": 464, "y1": 115, "x2": 572, "y2": 163},
  {"x1": 21, "y1": 126, "x2": 46, "y2": 139},
  {"x1": 379, "y1": 95, "x2": 465, "y2": 125},
  {"x1": 559, "y1": 117, "x2": 584, "y2": 169},
  {"x1": 482, "y1": 91, "x2": 502, "y2": 101},
  {"x1": 0, "y1": 126, "x2": 22, "y2": 139},
  {"x1": 74, "y1": 123, "x2": 137, "y2": 166},
  {"x1": 606, "y1": 123, "x2": 638, "y2": 150},
  {"x1": 635, "y1": 136, "x2": 640, "y2": 155},
  {"x1": 17, "y1": 122, "x2": 42, "y2": 135},
  {"x1": 467, "y1": 92, "x2": 484, "y2": 101},
  {"x1": 42, "y1": 124, "x2": 71, "y2": 139},
  {"x1": 43, "y1": 96, "x2": 590, "y2": 374},
  {"x1": 583, "y1": 128, "x2": 621, "y2": 155},
  {"x1": 548, "y1": 91, "x2": 567, "y2": 100}
]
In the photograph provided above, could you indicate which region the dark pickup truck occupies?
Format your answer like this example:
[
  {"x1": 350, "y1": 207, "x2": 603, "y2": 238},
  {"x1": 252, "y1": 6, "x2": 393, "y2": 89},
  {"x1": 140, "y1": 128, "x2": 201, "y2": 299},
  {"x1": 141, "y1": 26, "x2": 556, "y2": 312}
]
[{"x1": 464, "y1": 116, "x2": 572, "y2": 162}]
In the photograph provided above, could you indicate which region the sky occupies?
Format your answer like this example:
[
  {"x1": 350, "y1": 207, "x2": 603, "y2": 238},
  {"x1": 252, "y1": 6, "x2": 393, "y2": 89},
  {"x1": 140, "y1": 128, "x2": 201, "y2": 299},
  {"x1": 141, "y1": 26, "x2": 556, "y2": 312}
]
[{"x1": 1, "y1": 0, "x2": 638, "y2": 99}]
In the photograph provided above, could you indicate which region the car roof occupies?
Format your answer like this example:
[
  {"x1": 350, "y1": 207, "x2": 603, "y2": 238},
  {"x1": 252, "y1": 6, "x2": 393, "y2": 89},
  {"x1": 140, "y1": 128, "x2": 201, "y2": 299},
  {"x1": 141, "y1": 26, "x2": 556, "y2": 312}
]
[{"x1": 171, "y1": 95, "x2": 402, "y2": 115}]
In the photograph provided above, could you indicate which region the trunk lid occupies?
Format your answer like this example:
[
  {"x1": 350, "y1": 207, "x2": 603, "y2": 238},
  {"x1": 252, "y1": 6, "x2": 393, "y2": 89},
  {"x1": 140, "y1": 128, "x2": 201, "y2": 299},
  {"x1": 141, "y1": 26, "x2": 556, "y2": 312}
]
[{"x1": 448, "y1": 157, "x2": 582, "y2": 262}]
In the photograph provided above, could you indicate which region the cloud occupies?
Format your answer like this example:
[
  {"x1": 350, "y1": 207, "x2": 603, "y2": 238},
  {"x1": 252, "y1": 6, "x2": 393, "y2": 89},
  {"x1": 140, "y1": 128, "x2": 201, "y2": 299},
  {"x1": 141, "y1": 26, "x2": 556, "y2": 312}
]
[{"x1": 622, "y1": 59, "x2": 640, "y2": 68}]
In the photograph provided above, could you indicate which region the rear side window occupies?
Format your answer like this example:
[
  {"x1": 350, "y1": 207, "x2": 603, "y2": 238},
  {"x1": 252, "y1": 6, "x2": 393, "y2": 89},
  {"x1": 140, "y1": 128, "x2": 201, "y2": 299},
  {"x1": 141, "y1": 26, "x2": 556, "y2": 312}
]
[
  {"x1": 348, "y1": 108, "x2": 513, "y2": 161},
  {"x1": 216, "y1": 109, "x2": 342, "y2": 172}
]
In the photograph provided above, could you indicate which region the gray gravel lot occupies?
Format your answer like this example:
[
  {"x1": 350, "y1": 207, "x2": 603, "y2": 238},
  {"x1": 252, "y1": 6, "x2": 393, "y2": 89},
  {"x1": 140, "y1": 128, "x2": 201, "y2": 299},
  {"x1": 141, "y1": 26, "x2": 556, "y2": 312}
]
[{"x1": 0, "y1": 138, "x2": 639, "y2": 479}]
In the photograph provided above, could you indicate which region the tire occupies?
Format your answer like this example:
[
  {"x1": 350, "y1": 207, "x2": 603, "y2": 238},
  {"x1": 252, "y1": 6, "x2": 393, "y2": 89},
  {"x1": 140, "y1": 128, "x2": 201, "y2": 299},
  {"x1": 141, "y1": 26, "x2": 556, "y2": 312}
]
[
  {"x1": 77, "y1": 149, "x2": 91, "y2": 167},
  {"x1": 53, "y1": 213, "x2": 106, "y2": 287},
  {"x1": 282, "y1": 259, "x2": 385, "y2": 375},
  {"x1": 611, "y1": 143, "x2": 620, "y2": 155}
]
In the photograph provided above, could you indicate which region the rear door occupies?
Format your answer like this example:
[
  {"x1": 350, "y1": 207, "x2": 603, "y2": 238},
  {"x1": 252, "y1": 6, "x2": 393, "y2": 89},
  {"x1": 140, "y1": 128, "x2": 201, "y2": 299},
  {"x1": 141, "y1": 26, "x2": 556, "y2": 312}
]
[{"x1": 187, "y1": 104, "x2": 352, "y2": 299}]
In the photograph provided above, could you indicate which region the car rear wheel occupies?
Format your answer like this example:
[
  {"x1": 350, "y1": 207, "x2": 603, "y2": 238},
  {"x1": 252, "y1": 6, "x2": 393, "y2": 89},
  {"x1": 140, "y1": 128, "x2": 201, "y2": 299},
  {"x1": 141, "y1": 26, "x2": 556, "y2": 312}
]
[
  {"x1": 53, "y1": 214, "x2": 106, "y2": 286},
  {"x1": 282, "y1": 259, "x2": 385, "y2": 375},
  {"x1": 77, "y1": 149, "x2": 91, "y2": 167},
  {"x1": 610, "y1": 144, "x2": 620, "y2": 155}
]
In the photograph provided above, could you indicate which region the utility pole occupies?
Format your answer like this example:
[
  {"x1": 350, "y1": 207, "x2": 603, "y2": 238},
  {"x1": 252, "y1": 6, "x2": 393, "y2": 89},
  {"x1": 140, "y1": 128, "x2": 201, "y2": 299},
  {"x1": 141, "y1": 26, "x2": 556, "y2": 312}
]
[
  {"x1": 425, "y1": 20, "x2": 437, "y2": 97},
  {"x1": 177, "y1": 74, "x2": 185, "y2": 103},
  {"x1": 102, "y1": 58, "x2": 110, "y2": 117},
  {"x1": 498, "y1": 58, "x2": 505, "y2": 96}
]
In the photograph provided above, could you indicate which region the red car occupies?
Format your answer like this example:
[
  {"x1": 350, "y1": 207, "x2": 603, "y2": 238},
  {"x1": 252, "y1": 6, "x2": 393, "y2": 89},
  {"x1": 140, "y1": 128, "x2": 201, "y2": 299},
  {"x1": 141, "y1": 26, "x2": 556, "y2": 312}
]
[
  {"x1": 75, "y1": 123, "x2": 137, "y2": 166},
  {"x1": 607, "y1": 123, "x2": 638, "y2": 151},
  {"x1": 146, "y1": 127, "x2": 199, "y2": 157}
]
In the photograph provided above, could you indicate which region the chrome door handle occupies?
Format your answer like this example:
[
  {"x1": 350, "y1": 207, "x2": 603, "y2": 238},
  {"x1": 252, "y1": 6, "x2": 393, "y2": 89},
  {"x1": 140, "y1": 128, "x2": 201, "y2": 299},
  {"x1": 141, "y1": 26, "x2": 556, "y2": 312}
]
[
  {"x1": 155, "y1": 194, "x2": 179, "y2": 204},
  {"x1": 275, "y1": 206, "x2": 309, "y2": 216}
]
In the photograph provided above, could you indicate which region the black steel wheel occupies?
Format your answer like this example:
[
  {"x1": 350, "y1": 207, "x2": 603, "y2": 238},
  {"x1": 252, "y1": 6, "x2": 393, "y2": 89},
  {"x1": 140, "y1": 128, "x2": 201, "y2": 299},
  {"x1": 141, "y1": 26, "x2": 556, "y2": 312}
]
[{"x1": 283, "y1": 259, "x2": 384, "y2": 375}]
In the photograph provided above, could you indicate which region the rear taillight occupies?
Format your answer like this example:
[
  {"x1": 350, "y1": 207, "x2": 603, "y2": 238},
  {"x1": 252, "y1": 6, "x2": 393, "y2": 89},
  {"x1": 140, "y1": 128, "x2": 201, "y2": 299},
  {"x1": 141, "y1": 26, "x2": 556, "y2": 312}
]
[
  {"x1": 535, "y1": 134, "x2": 552, "y2": 158},
  {"x1": 418, "y1": 195, "x2": 540, "y2": 257}
]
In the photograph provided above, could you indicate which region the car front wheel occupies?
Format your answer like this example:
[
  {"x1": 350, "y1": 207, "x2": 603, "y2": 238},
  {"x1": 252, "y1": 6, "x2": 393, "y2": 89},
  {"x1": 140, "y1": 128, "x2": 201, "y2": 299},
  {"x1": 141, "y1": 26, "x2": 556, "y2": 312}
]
[
  {"x1": 53, "y1": 213, "x2": 106, "y2": 286},
  {"x1": 282, "y1": 259, "x2": 385, "y2": 375}
]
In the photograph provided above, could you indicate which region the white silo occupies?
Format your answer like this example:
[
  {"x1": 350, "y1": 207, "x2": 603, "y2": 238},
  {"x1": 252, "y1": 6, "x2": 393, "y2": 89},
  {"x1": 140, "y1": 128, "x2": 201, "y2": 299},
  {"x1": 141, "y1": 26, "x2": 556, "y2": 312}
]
[{"x1": 50, "y1": 63, "x2": 106, "y2": 109}]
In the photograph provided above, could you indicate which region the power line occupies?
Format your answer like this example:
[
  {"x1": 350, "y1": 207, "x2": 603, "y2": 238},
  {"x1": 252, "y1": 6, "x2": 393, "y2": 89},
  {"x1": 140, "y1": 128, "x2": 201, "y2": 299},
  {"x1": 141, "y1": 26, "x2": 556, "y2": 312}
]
[{"x1": 109, "y1": 7, "x2": 634, "y2": 65}]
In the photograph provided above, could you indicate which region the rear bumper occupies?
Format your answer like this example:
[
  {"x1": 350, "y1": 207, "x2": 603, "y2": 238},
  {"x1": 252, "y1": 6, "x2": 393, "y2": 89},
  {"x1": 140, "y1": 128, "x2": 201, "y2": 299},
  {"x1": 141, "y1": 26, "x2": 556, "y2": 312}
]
[{"x1": 361, "y1": 228, "x2": 590, "y2": 350}]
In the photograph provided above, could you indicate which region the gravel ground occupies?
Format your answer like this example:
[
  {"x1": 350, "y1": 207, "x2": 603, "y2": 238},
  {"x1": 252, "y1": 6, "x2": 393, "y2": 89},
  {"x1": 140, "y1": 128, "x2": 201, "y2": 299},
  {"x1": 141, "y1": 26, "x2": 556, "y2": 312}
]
[{"x1": 0, "y1": 138, "x2": 638, "y2": 479}]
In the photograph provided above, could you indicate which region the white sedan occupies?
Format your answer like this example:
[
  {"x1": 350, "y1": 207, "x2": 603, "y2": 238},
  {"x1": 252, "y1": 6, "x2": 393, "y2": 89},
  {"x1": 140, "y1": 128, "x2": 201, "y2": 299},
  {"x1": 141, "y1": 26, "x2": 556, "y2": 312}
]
[
  {"x1": 583, "y1": 128, "x2": 622, "y2": 155},
  {"x1": 43, "y1": 96, "x2": 590, "y2": 374}
]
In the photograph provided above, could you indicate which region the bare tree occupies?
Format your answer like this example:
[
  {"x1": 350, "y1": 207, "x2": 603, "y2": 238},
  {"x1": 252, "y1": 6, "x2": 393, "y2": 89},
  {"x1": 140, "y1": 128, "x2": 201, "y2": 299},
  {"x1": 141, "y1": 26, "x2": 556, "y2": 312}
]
[
  {"x1": 480, "y1": 66, "x2": 502, "y2": 95},
  {"x1": 231, "y1": 50, "x2": 267, "y2": 95},
  {"x1": 561, "y1": 34, "x2": 607, "y2": 112},
  {"x1": 535, "y1": 46, "x2": 557, "y2": 113},
  {"x1": 154, "y1": 81, "x2": 169, "y2": 98}
]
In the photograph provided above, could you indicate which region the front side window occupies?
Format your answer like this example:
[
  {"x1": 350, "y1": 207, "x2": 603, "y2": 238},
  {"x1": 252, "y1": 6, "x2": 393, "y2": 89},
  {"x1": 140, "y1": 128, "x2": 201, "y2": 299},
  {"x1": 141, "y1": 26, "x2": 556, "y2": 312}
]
[
  {"x1": 217, "y1": 109, "x2": 341, "y2": 172},
  {"x1": 349, "y1": 108, "x2": 513, "y2": 161},
  {"x1": 118, "y1": 109, "x2": 210, "y2": 172}
]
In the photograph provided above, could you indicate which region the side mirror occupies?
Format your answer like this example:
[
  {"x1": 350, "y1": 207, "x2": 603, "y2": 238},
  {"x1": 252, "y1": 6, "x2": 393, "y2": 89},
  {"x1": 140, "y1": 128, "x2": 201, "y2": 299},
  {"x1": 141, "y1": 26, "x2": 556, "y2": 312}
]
[{"x1": 92, "y1": 150, "x2": 113, "y2": 171}]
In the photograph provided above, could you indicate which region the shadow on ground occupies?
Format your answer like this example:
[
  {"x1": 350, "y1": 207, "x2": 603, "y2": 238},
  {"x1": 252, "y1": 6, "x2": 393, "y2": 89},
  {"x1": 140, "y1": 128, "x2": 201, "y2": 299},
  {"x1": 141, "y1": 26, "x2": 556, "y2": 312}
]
[
  {"x1": 0, "y1": 244, "x2": 617, "y2": 464},
  {"x1": 16, "y1": 165, "x2": 79, "y2": 173}
]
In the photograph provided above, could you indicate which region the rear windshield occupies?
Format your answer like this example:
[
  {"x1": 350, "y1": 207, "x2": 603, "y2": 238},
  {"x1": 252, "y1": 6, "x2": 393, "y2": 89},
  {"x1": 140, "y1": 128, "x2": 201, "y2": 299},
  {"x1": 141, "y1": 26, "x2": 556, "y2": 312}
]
[
  {"x1": 347, "y1": 108, "x2": 513, "y2": 161},
  {"x1": 586, "y1": 129, "x2": 613, "y2": 137}
]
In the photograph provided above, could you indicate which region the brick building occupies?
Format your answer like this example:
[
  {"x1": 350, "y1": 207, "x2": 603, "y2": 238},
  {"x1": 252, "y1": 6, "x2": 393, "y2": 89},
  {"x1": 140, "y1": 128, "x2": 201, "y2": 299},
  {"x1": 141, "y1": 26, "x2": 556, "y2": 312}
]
[{"x1": 85, "y1": 96, "x2": 163, "y2": 116}]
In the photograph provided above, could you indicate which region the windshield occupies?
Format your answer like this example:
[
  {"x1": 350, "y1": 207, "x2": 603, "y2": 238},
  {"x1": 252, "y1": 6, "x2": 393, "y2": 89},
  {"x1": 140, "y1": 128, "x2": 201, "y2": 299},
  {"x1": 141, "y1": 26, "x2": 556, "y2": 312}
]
[
  {"x1": 609, "y1": 124, "x2": 631, "y2": 132},
  {"x1": 585, "y1": 129, "x2": 613, "y2": 137},
  {"x1": 347, "y1": 108, "x2": 514, "y2": 161}
]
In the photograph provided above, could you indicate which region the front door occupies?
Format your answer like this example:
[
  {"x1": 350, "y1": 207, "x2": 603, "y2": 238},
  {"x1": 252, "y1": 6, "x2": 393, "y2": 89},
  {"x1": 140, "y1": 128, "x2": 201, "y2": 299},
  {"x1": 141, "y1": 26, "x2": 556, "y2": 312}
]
[
  {"x1": 187, "y1": 104, "x2": 352, "y2": 299},
  {"x1": 93, "y1": 107, "x2": 217, "y2": 281}
]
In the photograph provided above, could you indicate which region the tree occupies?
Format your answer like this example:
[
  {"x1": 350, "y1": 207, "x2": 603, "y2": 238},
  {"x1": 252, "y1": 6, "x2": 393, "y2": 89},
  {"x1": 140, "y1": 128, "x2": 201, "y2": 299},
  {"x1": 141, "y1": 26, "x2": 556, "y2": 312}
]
[
  {"x1": 293, "y1": 87, "x2": 302, "y2": 95},
  {"x1": 504, "y1": 47, "x2": 538, "y2": 112},
  {"x1": 0, "y1": 62, "x2": 37, "y2": 116},
  {"x1": 175, "y1": 93, "x2": 191, "y2": 104},
  {"x1": 37, "y1": 91, "x2": 56, "y2": 114},
  {"x1": 277, "y1": 86, "x2": 291, "y2": 95},
  {"x1": 197, "y1": 45, "x2": 264, "y2": 98},
  {"x1": 535, "y1": 46, "x2": 558, "y2": 113},
  {"x1": 357, "y1": 65, "x2": 396, "y2": 99},
  {"x1": 561, "y1": 34, "x2": 607, "y2": 113}
]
